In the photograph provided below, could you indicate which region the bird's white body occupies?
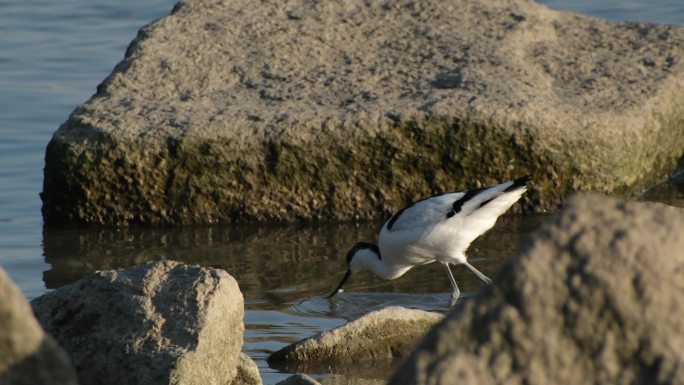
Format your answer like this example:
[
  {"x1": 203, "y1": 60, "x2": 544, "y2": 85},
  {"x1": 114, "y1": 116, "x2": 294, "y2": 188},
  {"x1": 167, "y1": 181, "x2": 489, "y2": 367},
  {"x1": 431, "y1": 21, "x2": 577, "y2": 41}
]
[
  {"x1": 380, "y1": 181, "x2": 527, "y2": 275},
  {"x1": 332, "y1": 176, "x2": 531, "y2": 305}
]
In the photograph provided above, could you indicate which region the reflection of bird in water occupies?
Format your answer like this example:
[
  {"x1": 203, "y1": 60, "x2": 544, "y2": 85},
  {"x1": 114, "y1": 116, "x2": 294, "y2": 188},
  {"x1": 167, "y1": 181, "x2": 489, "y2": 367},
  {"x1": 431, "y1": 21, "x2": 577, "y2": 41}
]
[{"x1": 328, "y1": 176, "x2": 531, "y2": 306}]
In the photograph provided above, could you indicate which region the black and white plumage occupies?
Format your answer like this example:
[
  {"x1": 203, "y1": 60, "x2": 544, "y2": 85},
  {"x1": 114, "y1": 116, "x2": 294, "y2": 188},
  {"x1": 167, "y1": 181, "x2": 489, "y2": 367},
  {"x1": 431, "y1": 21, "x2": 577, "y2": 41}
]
[{"x1": 328, "y1": 176, "x2": 531, "y2": 306}]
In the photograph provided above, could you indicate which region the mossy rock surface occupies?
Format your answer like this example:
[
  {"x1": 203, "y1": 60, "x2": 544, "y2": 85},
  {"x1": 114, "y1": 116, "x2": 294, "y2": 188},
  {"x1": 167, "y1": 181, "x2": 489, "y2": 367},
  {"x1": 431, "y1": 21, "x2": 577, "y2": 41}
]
[{"x1": 43, "y1": 0, "x2": 684, "y2": 226}]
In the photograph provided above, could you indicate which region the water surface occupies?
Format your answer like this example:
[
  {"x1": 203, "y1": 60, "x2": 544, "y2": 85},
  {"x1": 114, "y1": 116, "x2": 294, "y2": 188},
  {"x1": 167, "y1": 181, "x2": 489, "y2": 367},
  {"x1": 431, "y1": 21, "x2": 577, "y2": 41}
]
[{"x1": 41, "y1": 215, "x2": 542, "y2": 383}]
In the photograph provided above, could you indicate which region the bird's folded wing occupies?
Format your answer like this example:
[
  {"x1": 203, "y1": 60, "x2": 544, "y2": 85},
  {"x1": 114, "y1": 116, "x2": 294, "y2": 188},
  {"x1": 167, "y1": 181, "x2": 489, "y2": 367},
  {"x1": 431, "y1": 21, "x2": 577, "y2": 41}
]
[
  {"x1": 384, "y1": 178, "x2": 526, "y2": 233},
  {"x1": 384, "y1": 192, "x2": 464, "y2": 232}
]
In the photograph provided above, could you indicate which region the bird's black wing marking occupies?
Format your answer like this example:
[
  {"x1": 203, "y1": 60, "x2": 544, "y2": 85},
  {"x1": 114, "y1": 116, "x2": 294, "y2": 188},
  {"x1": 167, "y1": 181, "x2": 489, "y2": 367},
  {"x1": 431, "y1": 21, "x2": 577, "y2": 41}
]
[
  {"x1": 477, "y1": 176, "x2": 531, "y2": 211},
  {"x1": 446, "y1": 186, "x2": 487, "y2": 218},
  {"x1": 505, "y1": 175, "x2": 532, "y2": 192},
  {"x1": 447, "y1": 176, "x2": 531, "y2": 218},
  {"x1": 386, "y1": 207, "x2": 407, "y2": 231},
  {"x1": 477, "y1": 196, "x2": 496, "y2": 210},
  {"x1": 386, "y1": 177, "x2": 531, "y2": 230},
  {"x1": 386, "y1": 191, "x2": 451, "y2": 231}
]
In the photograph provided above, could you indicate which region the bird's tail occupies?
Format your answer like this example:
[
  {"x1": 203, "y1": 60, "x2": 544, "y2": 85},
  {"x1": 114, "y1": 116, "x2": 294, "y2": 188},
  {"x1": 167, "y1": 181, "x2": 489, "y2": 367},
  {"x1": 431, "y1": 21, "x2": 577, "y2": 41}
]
[
  {"x1": 504, "y1": 175, "x2": 532, "y2": 192},
  {"x1": 454, "y1": 176, "x2": 531, "y2": 245}
]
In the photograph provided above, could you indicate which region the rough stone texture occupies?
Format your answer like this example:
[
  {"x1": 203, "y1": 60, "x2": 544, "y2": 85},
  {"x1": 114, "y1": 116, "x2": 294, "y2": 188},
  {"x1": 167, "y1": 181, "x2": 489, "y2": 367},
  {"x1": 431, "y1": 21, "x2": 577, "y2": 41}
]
[
  {"x1": 275, "y1": 374, "x2": 321, "y2": 385},
  {"x1": 31, "y1": 261, "x2": 244, "y2": 385},
  {"x1": 231, "y1": 353, "x2": 262, "y2": 385},
  {"x1": 389, "y1": 194, "x2": 684, "y2": 385},
  {"x1": 0, "y1": 267, "x2": 79, "y2": 385},
  {"x1": 319, "y1": 375, "x2": 385, "y2": 385},
  {"x1": 42, "y1": 0, "x2": 684, "y2": 226},
  {"x1": 268, "y1": 306, "x2": 443, "y2": 370}
]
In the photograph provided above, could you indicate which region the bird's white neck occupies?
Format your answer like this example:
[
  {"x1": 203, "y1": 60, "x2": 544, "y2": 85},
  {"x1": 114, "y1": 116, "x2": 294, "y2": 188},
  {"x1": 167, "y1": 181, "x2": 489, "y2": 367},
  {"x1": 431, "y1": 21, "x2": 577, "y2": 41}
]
[{"x1": 350, "y1": 248, "x2": 411, "y2": 280}]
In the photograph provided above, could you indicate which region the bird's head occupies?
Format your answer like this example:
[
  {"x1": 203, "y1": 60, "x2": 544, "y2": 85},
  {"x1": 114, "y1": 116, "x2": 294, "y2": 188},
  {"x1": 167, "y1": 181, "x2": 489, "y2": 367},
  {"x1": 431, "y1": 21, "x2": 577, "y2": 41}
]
[{"x1": 326, "y1": 242, "x2": 380, "y2": 298}]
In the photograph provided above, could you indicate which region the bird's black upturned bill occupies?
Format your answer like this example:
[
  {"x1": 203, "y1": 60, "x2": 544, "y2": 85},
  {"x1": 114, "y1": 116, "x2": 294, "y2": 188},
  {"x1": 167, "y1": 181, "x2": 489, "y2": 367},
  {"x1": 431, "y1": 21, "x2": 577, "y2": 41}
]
[{"x1": 327, "y1": 269, "x2": 351, "y2": 298}]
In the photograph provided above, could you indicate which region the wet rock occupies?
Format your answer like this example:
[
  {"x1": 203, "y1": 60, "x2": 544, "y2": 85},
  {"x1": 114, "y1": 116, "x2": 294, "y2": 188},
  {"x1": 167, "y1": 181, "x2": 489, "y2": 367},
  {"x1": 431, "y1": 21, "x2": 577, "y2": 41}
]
[
  {"x1": 42, "y1": 0, "x2": 684, "y2": 226},
  {"x1": 0, "y1": 267, "x2": 78, "y2": 385},
  {"x1": 319, "y1": 375, "x2": 385, "y2": 385},
  {"x1": 390, "y1": 194, "x2": 684, "y2": 385},
  {"x1": 231, "y1": 353, "x2": 262, "y2": 385},
  {"x1": 275, "y1": 374, "x2": 321, "y2": 385},
  {"x1": 31, "y1": 261, "x2": 244, "y2": 385},
  {"x1": 268, "y1": 306, "x2": 443, "y2": 370}
]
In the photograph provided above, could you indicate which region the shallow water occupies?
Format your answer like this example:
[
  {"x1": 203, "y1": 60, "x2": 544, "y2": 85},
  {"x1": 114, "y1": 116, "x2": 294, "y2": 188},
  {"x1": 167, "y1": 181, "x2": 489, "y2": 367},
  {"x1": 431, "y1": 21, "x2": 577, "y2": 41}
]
[
  {"x1": 1, "y1": 1, "x2": 684, "y2": 384},
  {"x1": 41, "y1": 215, "x2": 543, "y2": 383},
  {"x1": 539, "y1": 0, "x2": 684, "y2": 25}
]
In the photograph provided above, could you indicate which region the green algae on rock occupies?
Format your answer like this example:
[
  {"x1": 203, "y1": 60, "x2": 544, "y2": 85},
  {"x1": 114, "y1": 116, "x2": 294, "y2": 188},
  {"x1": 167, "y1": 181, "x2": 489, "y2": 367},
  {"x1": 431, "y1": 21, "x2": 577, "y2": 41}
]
[{"x1": 42, "y1": 0, "x2": 684, "y2": 226}]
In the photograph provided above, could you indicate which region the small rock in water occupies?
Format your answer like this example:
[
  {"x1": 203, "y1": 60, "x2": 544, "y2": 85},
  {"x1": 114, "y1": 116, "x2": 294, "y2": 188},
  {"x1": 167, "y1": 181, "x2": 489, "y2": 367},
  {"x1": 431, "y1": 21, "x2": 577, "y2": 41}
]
[
  {"x1": 268, "y1": 306, "x2": 443, "y2": 371},
  {"x1": 274, "y1": 373, "x2": 321, "y2": 385},
  {"x1": 31, "y1": 260, "x2": 244, "y2": 385}
]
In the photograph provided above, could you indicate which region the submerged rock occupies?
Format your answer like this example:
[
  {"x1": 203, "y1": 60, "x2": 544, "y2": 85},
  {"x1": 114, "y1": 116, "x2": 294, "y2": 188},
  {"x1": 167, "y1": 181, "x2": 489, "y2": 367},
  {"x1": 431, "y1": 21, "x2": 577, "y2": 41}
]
[
  {"x1": 268, "y1": 306, "x2": 443, "y2": 371},
  {"x1": 275, "y1": 374, "x2": 321, "y2": 385},
  {"x1": 31, "y1": 261, "x2": 244, "y2": 385},
  {"x1": 0, "y1": 267, "x2": 78, "y2": 385},
  {"x1": 390, "y1": 194, "x2": 684, "y2": 385},
  {"x1": 42, "y1": 0, "x2": 684, "y2": 226}
]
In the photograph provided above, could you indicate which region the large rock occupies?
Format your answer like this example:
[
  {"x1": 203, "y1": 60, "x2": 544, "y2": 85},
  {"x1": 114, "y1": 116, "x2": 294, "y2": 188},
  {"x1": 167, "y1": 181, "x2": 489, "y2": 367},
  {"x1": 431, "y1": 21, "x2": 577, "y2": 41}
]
[
  {"x1": 268, "y1": 306, "x2": 442, "y2": 373},
  {"x1": 389, "y1": 194, "x2": 684, "y2": 385},
  {"x1": 0, "y1": 267, "x2": 78, "y2": 385},
  {"x1": 42, "y1": 0, "x2": 684, "y2": 226},
  {"x1": 31, "y1": 261, "x2": 244, "y2": 385}
]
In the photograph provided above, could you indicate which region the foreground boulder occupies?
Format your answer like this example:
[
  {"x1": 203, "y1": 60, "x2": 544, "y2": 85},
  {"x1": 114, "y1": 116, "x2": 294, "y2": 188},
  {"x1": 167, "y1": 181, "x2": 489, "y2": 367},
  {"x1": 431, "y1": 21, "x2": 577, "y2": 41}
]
[
  {"x1": 42, "y1": 0, "x2": 684, "y2": 226},
  {"x1": 268, "y1": 306, "x2": 442, "y2": 373},
  {"x1": 0, "y1": 267, "x2": 78, "y2": 385},
  {"x1": 232, "y1": 353, "x2": 262, "y2": 385},
  {"x1": 31, "y1": 261, "x2": 244, "y2": 385},
  {"x1": 390, "y1": 194, "x2": 684, "y2": 385}
]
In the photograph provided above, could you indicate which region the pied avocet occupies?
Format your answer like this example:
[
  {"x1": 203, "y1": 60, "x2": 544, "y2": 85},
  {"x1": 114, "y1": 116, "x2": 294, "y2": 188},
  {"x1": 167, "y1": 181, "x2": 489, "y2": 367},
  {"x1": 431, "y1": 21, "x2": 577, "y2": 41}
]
[{"x1": 327, "y1": 176, "x2": 531, "y2": 306}]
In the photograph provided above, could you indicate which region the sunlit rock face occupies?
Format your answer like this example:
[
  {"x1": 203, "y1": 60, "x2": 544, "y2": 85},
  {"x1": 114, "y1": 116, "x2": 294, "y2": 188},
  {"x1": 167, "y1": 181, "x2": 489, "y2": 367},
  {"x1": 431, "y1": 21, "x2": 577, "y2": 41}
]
[
  {"x1": 268, "y1": 306, "x2": 443, "y2": 372},
  {"x1": 31, "y1": 261, "x2": 244, "y2": 385},
  {"x1": 390, "y1": 194, "x2": 684, "y2": 385},
  {"x1": 43, "y1": 0, "x2": 684, "y2": 226}
]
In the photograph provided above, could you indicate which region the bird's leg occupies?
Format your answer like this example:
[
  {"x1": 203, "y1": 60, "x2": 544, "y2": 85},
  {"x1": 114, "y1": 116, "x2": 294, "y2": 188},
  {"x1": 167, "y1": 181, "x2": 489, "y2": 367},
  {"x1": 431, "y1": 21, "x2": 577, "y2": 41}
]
[
  {"x1": 441, "y1": 262, "x2": 460, "y2": 306},
  {"x1": 463, "y1": 260, "x2": 492, "y2": 285}
]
